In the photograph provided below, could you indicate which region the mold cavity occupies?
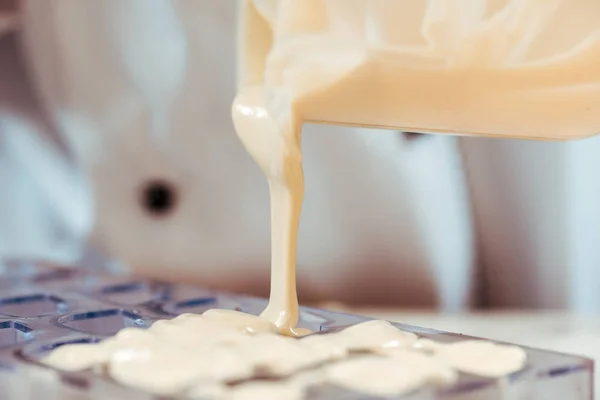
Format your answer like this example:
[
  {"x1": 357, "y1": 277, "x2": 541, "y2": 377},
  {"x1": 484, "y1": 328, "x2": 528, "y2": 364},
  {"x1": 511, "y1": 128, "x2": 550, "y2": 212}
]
[
  {"x1": 175, "y1": 297, "x2": 218, "y2": 312},
  {"x1": 57, "y1": 309, "x2": 147, "y2": 336},
  {"x1": 162, "y1": 296, "x2": 223, "y2": 315},
  {"x1": 0, "y1": 321, "x2": 34, "y2": 348},
  {"x1": 19, "y1": 337, "x2": 102, "y2": 365},
  {"x1": 140, "y1": 180, "x2": 178, "y2": 217},
  {"x1": 176, "y1": 297, "x2": 218, "y2": 308},
  {"x1": 0, "y1": 294, "x2": 68, "y2": 318},
  {"x1": 99, "y1": 281, "x2": 168, "y2": 306},
  {"x1": 39, "y1": 337, "x2": 102, "y2": 353},
  {"x1": 298, "y1": 309, "x2": 334, "y2": 332}
]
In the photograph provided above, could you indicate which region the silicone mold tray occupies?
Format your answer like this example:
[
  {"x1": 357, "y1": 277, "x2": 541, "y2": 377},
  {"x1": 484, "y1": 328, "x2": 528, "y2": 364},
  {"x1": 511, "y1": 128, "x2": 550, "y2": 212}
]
[{"x1": 0, "y1": 259, "x2": 593, "y2": 400}]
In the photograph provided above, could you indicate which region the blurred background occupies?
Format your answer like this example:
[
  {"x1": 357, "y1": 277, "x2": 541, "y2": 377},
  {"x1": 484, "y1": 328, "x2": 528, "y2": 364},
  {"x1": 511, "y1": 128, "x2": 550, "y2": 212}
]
[{"x1": 3, "y1": 0, "x2": 600, "y2": 318}]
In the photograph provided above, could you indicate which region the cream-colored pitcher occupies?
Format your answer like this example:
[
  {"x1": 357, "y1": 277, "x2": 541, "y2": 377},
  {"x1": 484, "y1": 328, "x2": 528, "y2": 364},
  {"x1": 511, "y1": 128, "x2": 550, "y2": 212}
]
[{"x1": 239, "y1": 0, "x2": 600, "y2": 141}]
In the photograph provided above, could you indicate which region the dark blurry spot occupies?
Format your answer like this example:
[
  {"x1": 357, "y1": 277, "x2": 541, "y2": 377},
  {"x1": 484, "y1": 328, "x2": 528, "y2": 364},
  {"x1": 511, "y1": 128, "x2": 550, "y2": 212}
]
[
  {"x1": 0, "y1": 0, "x2": 18, "y2": 13},
  {"x1": 141, "y1": 180, "x2": 178, "y2": 217},
  {"x1": 403, "y1": 132, "x2": 428, "y2": 142}
]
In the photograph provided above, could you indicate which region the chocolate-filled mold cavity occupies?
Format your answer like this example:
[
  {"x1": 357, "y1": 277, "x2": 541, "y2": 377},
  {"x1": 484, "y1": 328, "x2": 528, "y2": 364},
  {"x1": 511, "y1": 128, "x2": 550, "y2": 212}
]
[
  {"x1": 0, "y1": 321, "x2": 35, "y2": 348},
  {"x1": 20, "y1": 336, "x2": 103, "y2": 366},
  {"x1": 95, "y1": 281, "x2": 171, "y2": 306},
  {"x1": 0, "y1": 294, "x2": 69, "y2": 318},
  {"x1": 57, "y1": 310, "x2": 149, "y2": 337}
]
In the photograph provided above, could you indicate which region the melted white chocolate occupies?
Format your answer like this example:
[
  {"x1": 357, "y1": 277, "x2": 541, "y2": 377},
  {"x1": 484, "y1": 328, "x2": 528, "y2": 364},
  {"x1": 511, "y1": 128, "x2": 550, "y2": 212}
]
[
  {"x1": 43, "y1": 313, "x2": 526, "y2": 399},
  {"x1": 232, "y1": 86, "x2": 304, "y2": 335}
]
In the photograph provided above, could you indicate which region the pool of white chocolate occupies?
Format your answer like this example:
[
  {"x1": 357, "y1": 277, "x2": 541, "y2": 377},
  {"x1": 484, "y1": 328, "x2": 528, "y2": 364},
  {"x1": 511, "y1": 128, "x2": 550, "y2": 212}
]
[{"x1": 43, "y1": 309, "x2": 526, "y2": 399}]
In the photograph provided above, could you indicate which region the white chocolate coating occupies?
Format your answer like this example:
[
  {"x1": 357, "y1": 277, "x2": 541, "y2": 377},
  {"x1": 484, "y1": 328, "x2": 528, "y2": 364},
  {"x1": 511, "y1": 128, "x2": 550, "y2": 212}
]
[{"x1": 43, "y1": 312, "x2": 526, "y2": 398}]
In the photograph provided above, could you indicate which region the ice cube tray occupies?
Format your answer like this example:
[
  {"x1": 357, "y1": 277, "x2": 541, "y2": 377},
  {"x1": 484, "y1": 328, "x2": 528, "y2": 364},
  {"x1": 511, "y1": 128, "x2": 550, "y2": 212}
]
[{"x1": 0, "y1": 260, "x2": 593, "y2": 399}]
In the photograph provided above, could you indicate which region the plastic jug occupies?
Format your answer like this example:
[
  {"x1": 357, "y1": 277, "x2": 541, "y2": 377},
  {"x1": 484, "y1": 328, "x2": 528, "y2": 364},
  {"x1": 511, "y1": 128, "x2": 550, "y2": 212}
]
[{"x1": 239, "y1": 0, "x2": 600, "y2": 141}]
